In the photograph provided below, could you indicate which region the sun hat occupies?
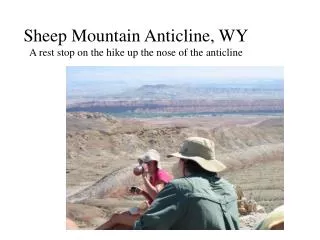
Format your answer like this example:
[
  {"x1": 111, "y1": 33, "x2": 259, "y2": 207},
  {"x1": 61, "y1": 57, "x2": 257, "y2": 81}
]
[
  {"x1": 138, "y1": 149, "x2": 161, "y2": 167},
  {"x1": 255, "y1": 205, "x2": 284, "y2": 230},
  {"x1": 167, "y1": 137, "x2": 226, "y2": 173}
]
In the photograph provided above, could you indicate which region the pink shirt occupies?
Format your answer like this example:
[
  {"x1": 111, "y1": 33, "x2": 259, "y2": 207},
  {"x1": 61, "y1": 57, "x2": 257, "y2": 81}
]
[{"x1": 150, "y1": 169, "x2": 173, "y2": 187}]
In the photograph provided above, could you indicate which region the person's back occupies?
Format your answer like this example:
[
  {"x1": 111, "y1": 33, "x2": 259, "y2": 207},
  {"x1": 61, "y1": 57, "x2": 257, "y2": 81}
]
[
  {"x1": 134, "y1": 173, "x2": 239, "y2": 230},
  {"x1": 174, "y1": 175, "x2": 239, "y2": 229}
]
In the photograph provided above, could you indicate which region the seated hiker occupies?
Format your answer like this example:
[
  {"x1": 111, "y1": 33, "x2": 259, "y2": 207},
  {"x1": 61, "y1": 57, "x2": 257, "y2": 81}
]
[
  {"x1": 96, "y1": 149, "x2": 173, "y2": 230},
  {"x1": 133, "y1": 137, "x2": 240, "y2": 230},
  {"x1": 255, "y1": 205, "x2": 284, "y2": 230}
]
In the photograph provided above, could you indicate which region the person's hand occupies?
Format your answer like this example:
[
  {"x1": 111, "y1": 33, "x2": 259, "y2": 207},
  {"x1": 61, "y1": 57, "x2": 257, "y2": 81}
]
[{"x1": 142, "y1": 170, "x2": 148, "y2": 178}]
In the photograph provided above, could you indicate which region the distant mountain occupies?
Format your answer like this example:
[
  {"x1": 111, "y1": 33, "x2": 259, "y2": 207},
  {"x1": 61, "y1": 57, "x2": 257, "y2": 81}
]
[
  {"x1": 116, "y1": 83, "x2": 283, "y2": 100},
  {"x1": 137, "y1": 84, "x2": 174, "y2": 90},
  {"x1": 118, "y1": 84, "x2": 183, "y2": 99},
  {"x1": 67, "y1": 81, "x2": 284, "y2": 105}
]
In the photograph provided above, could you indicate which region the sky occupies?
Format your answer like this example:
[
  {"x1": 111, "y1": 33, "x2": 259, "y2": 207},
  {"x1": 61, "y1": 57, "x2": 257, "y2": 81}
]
[{"x1": 67, "y1": 66, "x2": 283, "y2": 83}]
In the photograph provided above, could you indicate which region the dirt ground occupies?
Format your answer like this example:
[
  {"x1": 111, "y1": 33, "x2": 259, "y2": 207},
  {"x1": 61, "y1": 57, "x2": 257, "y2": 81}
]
[{"x1": 66, "y1": 113, "x2": 284, "y2": 229}]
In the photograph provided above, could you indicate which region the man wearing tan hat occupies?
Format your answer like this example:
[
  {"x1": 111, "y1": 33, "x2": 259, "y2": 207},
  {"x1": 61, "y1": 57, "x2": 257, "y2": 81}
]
[{"x1": 134, "y1": 137, "x2": 240, "y2": 230}]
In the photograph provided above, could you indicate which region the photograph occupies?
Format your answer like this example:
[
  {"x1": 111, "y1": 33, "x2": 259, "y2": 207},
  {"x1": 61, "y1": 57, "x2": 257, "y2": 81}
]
[{"x1": 66, "y1": 66, "x2": 284, "y2": 230}]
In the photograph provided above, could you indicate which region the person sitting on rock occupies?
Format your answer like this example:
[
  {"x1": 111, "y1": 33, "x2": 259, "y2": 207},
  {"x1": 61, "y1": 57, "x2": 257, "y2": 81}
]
[
  {"x1": 96, "y1": 149, "x2": 173, "y2": 230},
  {"x1": 133, "y1": 137, "x2": 240, "y2": 230},
  {"x1": 255, "y1": 205, "x2": 284, "y2": 230}
]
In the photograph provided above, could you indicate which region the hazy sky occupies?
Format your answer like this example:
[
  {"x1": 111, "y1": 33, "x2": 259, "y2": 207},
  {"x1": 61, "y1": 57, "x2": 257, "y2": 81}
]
[{"x1": 67, "y1": 66, "x2": 283, "y2": 85}]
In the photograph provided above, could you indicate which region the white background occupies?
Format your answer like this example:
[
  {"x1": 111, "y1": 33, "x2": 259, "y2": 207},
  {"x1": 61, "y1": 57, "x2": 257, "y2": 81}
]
[{"x1": 1, "y1": 0, "x2": 319, "y2": 239}]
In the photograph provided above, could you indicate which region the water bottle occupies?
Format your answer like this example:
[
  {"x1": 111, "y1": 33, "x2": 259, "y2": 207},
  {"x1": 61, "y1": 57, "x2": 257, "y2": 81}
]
[{"x1": 133, "y1": 165, "x2": 144, "y2": 176}]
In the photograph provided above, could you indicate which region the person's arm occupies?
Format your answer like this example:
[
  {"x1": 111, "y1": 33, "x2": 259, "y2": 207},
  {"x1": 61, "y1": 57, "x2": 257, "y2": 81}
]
[
  {"x1": 139, "y1": 189, "x2": 153, "y2": 203},
  {"x1": 134, "y1": 182, "x2": 185, "y2": 230},
  {"x1": 130, "y1": 186, "x2": 153, "y2": 203},
  {"x1": 142, "y1": 174, "x2": 162, "y2": 199},
  {"x1": 95, "y1": 212, "x2": 139, "y2": 230}
]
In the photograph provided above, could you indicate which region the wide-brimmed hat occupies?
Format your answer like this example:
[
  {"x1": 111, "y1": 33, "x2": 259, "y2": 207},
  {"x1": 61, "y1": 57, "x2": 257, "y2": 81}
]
[
  {"x1": 167, "y1": 137, "x2": 226, "y2": 173},
  {"x1": 138, "y1": 149, "x2": 161, "y2": 166}
]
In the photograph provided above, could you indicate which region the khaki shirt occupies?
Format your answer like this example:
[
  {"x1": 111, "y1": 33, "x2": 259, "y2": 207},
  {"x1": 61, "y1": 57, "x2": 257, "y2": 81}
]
[{"x1": 134, "y1": 173, "x2": 240, "y2": 230}]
